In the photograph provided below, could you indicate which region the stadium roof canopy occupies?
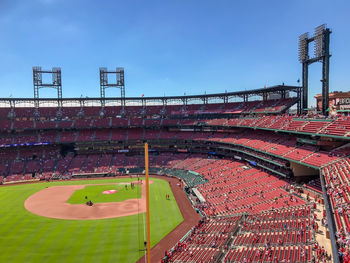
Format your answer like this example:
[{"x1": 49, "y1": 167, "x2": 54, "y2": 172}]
[{"x1": 0, "y1": 85, "x2": 301, "y2": 107}]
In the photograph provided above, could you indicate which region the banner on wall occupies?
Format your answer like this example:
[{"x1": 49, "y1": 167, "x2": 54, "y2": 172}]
[
  {"x1": 249, "y1": 161, "x2": 257, "y2": 166},
  {"x1": 0, "y1": 142, "x2": 50, "y2": 148}
]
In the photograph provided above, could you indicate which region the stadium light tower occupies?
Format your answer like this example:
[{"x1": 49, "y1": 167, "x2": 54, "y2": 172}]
[
  {"x1": 99, "y1": 67, "x2": 125, "y2": 114},
  {"x1": 298, "y1": 24, "x2": 331, "y2": 115},
  {"x1": 33, "y1": 66, "x2": 62, "y2": 118}
]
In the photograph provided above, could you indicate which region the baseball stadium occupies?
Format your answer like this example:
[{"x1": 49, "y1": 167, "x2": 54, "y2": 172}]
[{"x1": 1, "y1": 2, "x2": 350, "y2": 263}]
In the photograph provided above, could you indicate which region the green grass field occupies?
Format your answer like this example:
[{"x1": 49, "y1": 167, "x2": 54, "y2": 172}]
[
  {"x1": 0, "y1": 177, "x2": 183, "y2": 263},
  {"x1": 67, "y1": 183, "x2": 141, "y2": 204}
]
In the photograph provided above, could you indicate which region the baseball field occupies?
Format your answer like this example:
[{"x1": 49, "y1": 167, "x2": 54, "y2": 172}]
[{"x1": 0, "y1": 177, "x2": 183, "y2": 263}]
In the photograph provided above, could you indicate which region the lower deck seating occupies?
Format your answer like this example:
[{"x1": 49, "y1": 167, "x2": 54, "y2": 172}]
[
  {"x1": 160, "y1": 157, "x2": 318, "y2": 263},
  {"x1": 224, "y1": 245, "x2": 313, "y2": 263},
  {"x1": 322, "y1": 159, "x2": 350, "y2": 259},
  {"x1": 191, "y1": 160, "x2": 306, "y2": 216},
  {"x1": 168, "y1": 206, "x2": 316, "y2": 263},
  {"x1": 0, "y1": 150, "x2": 327, "y2": 261}
]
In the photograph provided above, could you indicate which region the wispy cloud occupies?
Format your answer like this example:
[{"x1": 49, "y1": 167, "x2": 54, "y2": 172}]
[
  {"x1": 37, "y1": 16, "x2": 82, "y2": 37},
  {"x1": 37, "y1": 0, "x2": 60, "y2": 5}
]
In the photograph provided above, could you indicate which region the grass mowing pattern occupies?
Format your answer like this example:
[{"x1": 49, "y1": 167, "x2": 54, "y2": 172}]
[
  {"x1": 67, "y1": 184, "x2": 141, "y2": 204},
  {"x1": 0, "y1": 177, "x2": 183, "y2": 263}
]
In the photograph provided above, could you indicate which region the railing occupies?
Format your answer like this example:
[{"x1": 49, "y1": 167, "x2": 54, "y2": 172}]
[{"x1": 319, "y1": 171, "x2": 340, "y2": 263}]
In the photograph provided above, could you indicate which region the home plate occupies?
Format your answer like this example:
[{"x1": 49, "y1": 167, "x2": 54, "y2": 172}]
[{"x1": 102, "y1": 190, "x2": 118, "y2": 194}]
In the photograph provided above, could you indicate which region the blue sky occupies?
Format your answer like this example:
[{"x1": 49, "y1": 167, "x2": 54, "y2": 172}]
[{"x1": 0, "y1": 0, "x2": 349, "y2": 106}]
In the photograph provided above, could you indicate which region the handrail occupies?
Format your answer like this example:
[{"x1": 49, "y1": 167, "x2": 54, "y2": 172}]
[{"x1": 319, "y1": 171, "x2": 340, "y2": 263}]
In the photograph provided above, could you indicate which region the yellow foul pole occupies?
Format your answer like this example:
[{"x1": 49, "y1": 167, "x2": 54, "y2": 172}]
[{"x1": 145, "y1": 143, "x2": 151, "y2": 263}]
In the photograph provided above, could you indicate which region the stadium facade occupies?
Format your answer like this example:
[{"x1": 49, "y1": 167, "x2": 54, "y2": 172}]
[{"x1": 0, "y1": 85, "x2": 348, "y2": 262}]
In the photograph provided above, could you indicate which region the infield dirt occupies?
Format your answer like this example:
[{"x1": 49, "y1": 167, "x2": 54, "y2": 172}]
[{"x1": 24, "y1": 180, "x2": 153, "y2": 220}]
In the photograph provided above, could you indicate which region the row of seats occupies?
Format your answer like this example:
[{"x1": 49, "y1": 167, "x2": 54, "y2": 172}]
[
  {"x1": 0, "y1": 128, "x2": 341, "y2": 180},
  {"x1": 233, "y1": 230, "x2": 313, "y2": 246},
  {"x1": 168, "y1": 204, "x2": 316, "y2": 263},
  {"x1": 2, "y1": 115, "x2": 350, "y2": 145},
  {"x1": 0, "y1": 150, "x2": 126, "y2": 181},
  {"x1": 322, "y1": 159, "x2": 350, "y2": 232},
  {"x1": 1, "y1": 151, "x2": 198, "y2": 182},
  {"x1": 320, "y1": 159, "x2": 350, "y2": 263},
  {"x1": 168, "y1": 216, "x2": 241, "y2": 262},
  {"x1": 0, "y1": 118, "x2": 146, "y2": 131},
  {"x1": 206, "y1": 115, "x2": 350, "y2": 138},
  {"x1": 206, "y1": 130, "x2": 340, "y2": 168},
  {"x1": 0, "y1": 129, "x2": 215, "y2": 145},
  {"x1": 189, "y1": 160, "x2": 306, "y2": 216},
  {"x1": 224, "y1": 245, "x2": 313, "y2": 263}
]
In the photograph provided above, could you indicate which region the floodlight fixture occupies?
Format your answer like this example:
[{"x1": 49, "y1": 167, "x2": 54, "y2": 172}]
[
  {"x1": 298, "y1": 32, "x2": 309, "y2": 62},
  {"x1": 33, "y1": 66, "x2": 43, "y2": 86},
  {"x1": 314, "y1": 24, "x2": 326, "y2": 58},
  {"x1": 99, "y1": 67, "x2": 126, "y2": 110},
  {"x1": 52, "y1": 67, "x2": 61, "y2": 86},
  {"x1": 314, "y1": 24, "x2": 326, "y2": 36},
  {"x1": 32, "y1": 66, "x2": 63, "y2": 114},
  {"x1": 298, "y1": 24, "x2": 331, "y2": 116},
  {"x1": 116, "y1": 67, "x2": 125, "y2": 86},
  {"x1": 99, "y1": 67, "x2": 108, "y2": 86}
]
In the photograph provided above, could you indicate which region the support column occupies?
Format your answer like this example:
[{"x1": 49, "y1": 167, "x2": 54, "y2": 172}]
[
  {"x1": 302, "y1": 62, "x2": 308, "y2": 112},
  {"x1": 322, "y1": 29, "x2": 331, "y2": 116}
]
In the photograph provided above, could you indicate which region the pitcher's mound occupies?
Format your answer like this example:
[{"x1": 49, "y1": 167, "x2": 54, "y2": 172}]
[{"x1": 102, "y1": 189, "x2": 118, "y2": 194}]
